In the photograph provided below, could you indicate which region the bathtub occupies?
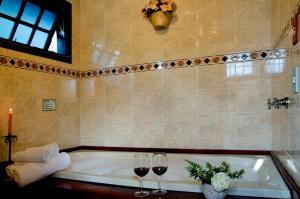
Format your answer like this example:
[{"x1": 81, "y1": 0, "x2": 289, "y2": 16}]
[{"x1": 53, "y1": 150, "x2": 291, "y2": 198}]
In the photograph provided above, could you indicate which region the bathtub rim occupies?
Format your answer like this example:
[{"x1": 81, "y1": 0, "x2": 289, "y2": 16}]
[
  {"x1": 61, "y1": 146, "x2": 270, "y2": 155},
  {"x1": 59, "y1": 145, "x2": 299, "y2": 198}
]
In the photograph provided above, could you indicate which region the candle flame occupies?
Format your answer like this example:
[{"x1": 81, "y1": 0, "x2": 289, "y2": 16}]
[{"x1": 9, "y1": 108, "x2": 12, "y2": 112}]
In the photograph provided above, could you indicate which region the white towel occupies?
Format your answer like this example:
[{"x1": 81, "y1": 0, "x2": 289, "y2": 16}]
[
  {"x1": 6, "y1": 152, "x2": 71, "y2": 187},
  {"x1": 12, "y1": 143, "x2": 59, "y2": 162}
]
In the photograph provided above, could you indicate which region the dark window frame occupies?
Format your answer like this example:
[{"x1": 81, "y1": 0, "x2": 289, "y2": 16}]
[{"x1": 0, "y1": 0, "x2": 72, "y2": 63}]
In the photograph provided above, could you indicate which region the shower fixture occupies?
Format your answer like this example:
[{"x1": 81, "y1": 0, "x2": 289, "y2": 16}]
[{"x1": 267, "y1": 97, "x2": 295, "y2": 110}]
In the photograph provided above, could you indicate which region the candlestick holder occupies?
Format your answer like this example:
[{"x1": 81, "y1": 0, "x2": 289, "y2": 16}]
[{"x1": 2, "y1": 135, "x2": 17, "y2": 163}]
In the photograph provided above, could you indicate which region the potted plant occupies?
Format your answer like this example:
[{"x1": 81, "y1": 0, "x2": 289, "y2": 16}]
[
  {"x1": 142, "y1": 0, "x2": 176, "y2": 30},
  {"x1": 185, "y1": 160, "x2": 245, "y2": 199}
]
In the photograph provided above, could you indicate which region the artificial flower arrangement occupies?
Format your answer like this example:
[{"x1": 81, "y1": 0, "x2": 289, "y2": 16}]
[
  {"x1": 185, "y1": 160, "x2": 245, "y2": 199},
  {"x1": 142, "y1": 0, "x2": 176, "y2": 30},
  {"x1": 142, "y1": 0, "x2": 176, "y2": 17}
]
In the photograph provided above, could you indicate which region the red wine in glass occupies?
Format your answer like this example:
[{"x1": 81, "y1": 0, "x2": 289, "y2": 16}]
[
  {"x1": 134, "y1": 167, "x2": 150, "y2": 177},
  {"x1": 152, "y1": 166, "x2": 168, "y2": 176},
  {"x1": 152, "y1": 152, "x2": 168, "y2": 195},
  {"x1": 134, "y1": 153, "x2": 150, "y2": 197}
]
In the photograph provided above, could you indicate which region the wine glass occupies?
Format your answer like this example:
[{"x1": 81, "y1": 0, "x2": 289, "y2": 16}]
[
  {"x1": 152, "y1": 152, "x2": 168, "y2": 195},
  {"x1": 134, "y1": 153, "x2": 150, "y2": 197}
]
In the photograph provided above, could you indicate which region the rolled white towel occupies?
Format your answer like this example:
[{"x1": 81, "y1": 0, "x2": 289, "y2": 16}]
[
  {"x1": 12, "y1": 143, "x2": 59, "y2": 162},
  {"x1": 6, "y1": 152, "x2": 71, "y2": 187}
]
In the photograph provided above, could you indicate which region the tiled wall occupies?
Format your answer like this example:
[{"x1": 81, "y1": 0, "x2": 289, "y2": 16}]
[
  {"x1": 0, "y1": 0, "x2": 286, "y2": 162},
  {"x1": 271, "y1": 0, "x2": 300, "y2": 187},
  {"x1": 80, "y1": 0, "x2": 272, "y2": 70},
  {"x1": 0, "y1": 67, "x2": 80, "y2": 161},
  {"x1": 79, "y1": 0, "x2": 276, "y2": 150},
  {"x1": 81, "y1": 60, "x2": 276, "y2": 149},
  {"x1": 0, "y1": 0, "x2": 80, "y2": 161}
]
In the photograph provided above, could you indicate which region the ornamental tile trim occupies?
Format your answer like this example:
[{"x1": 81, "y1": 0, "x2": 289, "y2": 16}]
[
  {"x1": 0, "y1": 55, "x2": 80, "y2": 78},
  {"x1": 81, "y1": 48, "x2": 288, "y2": 78},
  {"x1": 0, "y1": 49, "x2": 288, "y2": 78}
]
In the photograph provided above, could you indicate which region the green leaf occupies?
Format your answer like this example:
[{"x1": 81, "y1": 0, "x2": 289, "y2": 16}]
[{"x1": 185, "y1": 160, "x2": 245, "y2": 183}]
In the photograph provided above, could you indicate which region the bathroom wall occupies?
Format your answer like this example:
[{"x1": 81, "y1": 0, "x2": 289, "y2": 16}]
[
  {"x1": 0, "y1": 0, "x2": 283, "y2": 162},
  {"x1": 80, "y1": 0, "x2": 272, "y2": 70},
  {"x1": 0, "y1": 0, "x2": 80, "y2": 161},
  {"x1": 271, "y1": 0, "x2": 300, "y2": 187},
  {"x1": 80, "y1": 0, "x2": 274, "y2": 150},
  {"x1": 80, "y1": 61, "x2": 274, "y2": 149}
]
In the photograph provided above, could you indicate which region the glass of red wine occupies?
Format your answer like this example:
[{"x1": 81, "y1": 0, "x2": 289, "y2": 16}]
[
  {"x1": 152, "y1": 152, "x2": 168, "y2": 195},
  {"x1": 134, "y1": 153, "x2": 150, "y2": 197}
]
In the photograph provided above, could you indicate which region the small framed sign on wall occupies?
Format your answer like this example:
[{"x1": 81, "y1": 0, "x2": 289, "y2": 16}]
[{"x1": 43, "y1": 99, "x2": 56, "y2": 111}]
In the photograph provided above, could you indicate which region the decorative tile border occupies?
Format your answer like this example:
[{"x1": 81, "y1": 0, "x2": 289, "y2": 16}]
[
  {"x1": 0, "y1": 49, "x2": 288, "y2": 78},
  {"x1": 274, "y1": 0, "x2": 300, "y2": 48},
  {"x1": 81, "y1": 48, "x2": 288, "y2": 78},
  {"x1": 0, "y1": 55, "x2": 80, "y2": 78}
]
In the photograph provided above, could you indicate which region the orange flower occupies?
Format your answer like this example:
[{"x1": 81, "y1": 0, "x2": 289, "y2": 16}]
[
  {"x1": 160, "y1": 4, "x2": 172, "y2": 12},
  {"x1": 148, "y1": 2, "x2": 158, "y2": 9}
]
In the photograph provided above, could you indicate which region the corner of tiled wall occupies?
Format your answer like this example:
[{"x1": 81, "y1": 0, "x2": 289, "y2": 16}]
[{"x1": 271, "y1": 0, "x2": 300, "y2": 187}]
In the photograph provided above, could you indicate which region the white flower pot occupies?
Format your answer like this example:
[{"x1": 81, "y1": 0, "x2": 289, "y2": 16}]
[{"x1": 203, "y1": 184, "x2": 227, "y2": 199}]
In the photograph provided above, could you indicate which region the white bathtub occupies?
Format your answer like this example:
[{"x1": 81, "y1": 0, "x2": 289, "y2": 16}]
[{"x1": 53, "y1": 150, "x2": 291, "y2": 198}]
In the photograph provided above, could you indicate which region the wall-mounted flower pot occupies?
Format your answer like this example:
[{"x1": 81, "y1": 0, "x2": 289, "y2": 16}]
[{"x1": 149, "y1": 11, "x2": 172, "y2": 30}]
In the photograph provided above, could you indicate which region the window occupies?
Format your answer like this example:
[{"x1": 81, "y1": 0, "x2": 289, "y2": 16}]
[{"x1": 0, "y1": 0, "x2": 71, "y2": 63}]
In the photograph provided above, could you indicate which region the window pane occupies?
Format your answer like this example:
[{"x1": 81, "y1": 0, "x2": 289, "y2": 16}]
[
  {"x1": 30, "y1": 30, "x2": 48, "y2": 49},
  {"x1": 0, "y1": 17, "x2": 14, "y2": 39},
  {"x1": 48, "y1": 31, "x2": 57, "y2": 53},
  {"x1": 21, "y1": 2, "x2": 41, "y2": 25},
  {"x1": 13, "y1": 24, "x2": 32, "y2": 44},
  {"x1": 48, "y1": 28, "x2": 66, "y2": 55},
  {"x1": 57, "y1": 36, "x2": 66, "y2": 55},
  {"x1": 0, "y1": 0, "x2": 22, "y2": 18},
  {"x1": 38, "y1": 10, "x2": 56, "y2": 30}
]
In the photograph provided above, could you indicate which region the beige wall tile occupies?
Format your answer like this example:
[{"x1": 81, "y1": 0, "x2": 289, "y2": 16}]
[
  {"x1": 80, "y1": 117, "x2": 105, "y2": 137},
  {"x1": 198, "y1": 27, "x2": 236, "y2": 56},
  {"x1": 164, "y1": 89, "x2": 198, "y2": 117},
  {"x1": 132, "y1": 92, "x2": 163, "y2": 116},
  {"x1": 80, "y1": 0, "x2": 105, "y2": 70},
  {"x1": 165, "y1": 112, "x2": 198, "y2": 137},
  {"x1": 164, "y1": 67, "x2": 197, "y2": 91},
  {"x1": 236, "y1": 25, "x2": 272, "y2": 51},
  {"x1": 132, "y1": 71, "x2": 164, "y2": 93},
  {"x1": 236, "y1": 112, "x2": 272, "y2": 129},
  {"x1": 105, "y1": 116, "x2": 132, "y2": 137},
  {"x1": 235, "y1": 86, "x2": 271, "y2": 113},
  {"x1": 132, "y1": 112, "x2": 164, "y2": 137},
  {"x1": 104, "y1": 74, "x2": 132, "y2": 96},
  {"x1": 198, "y1": 113, "x2": 237, "y2": 129},
  {"x1": 105, "y1": 93, "x2": 132, "y2": 117},
  {"x1": 236, "y1": 0, "x2": 271, "y2": 28},
  {"x1": 199, "y1": 89, "x2": 236, "y2": 113}
]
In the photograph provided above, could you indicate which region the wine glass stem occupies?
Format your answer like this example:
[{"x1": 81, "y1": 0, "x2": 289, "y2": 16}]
[
  {"x1": 140, "y1": 177, "x2": 143, "y2": 192},
  {"x1": 158, "y1": 175, "x2": 161, "y2": 191}
]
